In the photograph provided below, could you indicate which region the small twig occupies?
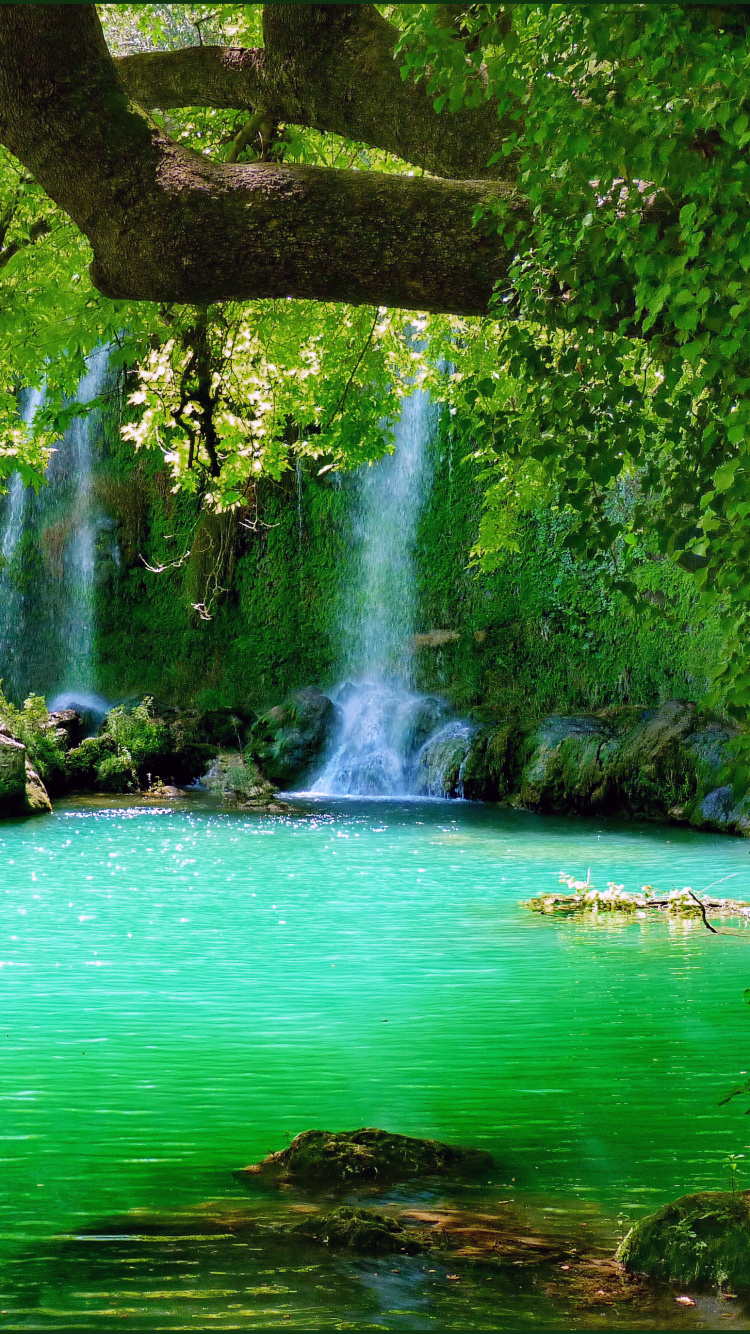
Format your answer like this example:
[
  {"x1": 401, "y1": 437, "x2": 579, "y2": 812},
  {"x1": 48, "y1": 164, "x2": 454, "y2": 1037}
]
[
  {"x1": 322, "y1": 309, "x2": 379, "y2": 431},
  {"x1": 140, "y1": 551, "x2": 190, "y2": 574},
  {"x1": 686, "y1": 887, "x2": 719, "y2": 934}
]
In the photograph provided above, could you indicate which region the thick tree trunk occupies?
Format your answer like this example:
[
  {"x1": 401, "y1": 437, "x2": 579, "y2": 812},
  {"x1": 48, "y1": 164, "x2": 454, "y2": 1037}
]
[
  {"x1": 0, "y1": 5, "x2": 518, "y2": 312},
  {"x1": 117, "y1": 4, "x2": 516, "y2": 182}
]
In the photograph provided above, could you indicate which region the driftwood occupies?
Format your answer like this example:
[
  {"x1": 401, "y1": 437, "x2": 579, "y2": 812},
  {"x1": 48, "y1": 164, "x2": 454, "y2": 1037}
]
[{"x1": 525, "y1": 874, "x2": 750, "y2": 929}]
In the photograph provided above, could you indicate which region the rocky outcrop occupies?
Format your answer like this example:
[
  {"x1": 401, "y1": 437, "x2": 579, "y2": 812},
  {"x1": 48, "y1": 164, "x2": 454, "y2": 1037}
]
[
  {"x1": 617, "y1": 1190, "x2": 750, "y2": 1291},
  {"x1": 202, "y1": 750, "x2": 291, "y2": 812},
  {"x1": 412, "y1": 719, "x2": 475, "y2": 796},
  {"x1": 0, "y1": 724, "x2": 51, "y2": 816},
  {"x1": 247, "y1": 686, "x2": 339, "y2": 788},
  {"x1": 239, "y1": 1127, "x2": 494, "y2": 1188},
  {"x1": 462, "y1": 700, "x2": 748, "y2": 834}
]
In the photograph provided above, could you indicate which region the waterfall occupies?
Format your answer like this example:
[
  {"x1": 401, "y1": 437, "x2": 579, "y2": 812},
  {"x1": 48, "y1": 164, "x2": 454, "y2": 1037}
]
[
  {"x1": 344, "y1": 386, "x2": 435, "y2": 683},
  {"x1": 0, "y1": 386, "x2": 45, "y2": 696},
  {"x1": 0, "y1": 346, "x2": 110, "y2": 704},
  {"x1": 310, "y1": 385, "x2": 474, "y2": 797}
]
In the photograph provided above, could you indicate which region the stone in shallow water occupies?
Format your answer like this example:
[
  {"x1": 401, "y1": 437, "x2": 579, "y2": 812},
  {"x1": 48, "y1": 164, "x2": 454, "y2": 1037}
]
[
  {"x1": 239, "y1": 1127, "x2": 494, "y2": 1187},
  {"x1": 617, "y1": 1190, "x2": 750, "y2": 1291},
  {"x1": 291, "y1": 1205, "x2": 422, "y2": 1254}
]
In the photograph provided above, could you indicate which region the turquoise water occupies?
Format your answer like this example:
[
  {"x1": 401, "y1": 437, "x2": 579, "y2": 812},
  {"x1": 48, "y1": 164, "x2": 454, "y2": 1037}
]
[{"x1": 2, "y1": 795, "x2": 750, "y2": 1329}]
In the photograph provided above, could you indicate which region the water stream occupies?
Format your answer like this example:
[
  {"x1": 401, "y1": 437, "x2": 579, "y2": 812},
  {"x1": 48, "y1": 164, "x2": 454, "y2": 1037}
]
[{"x1": 0, "y1": 346, "x2": 110, "y2": 704}]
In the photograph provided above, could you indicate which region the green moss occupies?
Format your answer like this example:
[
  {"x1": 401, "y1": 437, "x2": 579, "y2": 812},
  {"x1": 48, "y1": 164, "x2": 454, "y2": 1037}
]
[{"x1": 618, "y1": 1190, "x2": 750, "y2": 1291}]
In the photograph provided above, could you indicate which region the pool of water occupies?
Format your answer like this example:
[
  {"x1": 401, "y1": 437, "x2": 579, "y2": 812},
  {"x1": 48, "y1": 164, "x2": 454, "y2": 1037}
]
[{"x1": 1, "y1": 795, "x2": 750, "y2": 1329}]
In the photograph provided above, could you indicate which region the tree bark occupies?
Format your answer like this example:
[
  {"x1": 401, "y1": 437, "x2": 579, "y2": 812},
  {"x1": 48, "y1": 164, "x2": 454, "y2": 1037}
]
[
  {"x1": 0, "y1": 5, "x2": 519, "y2": 313},
  {"x1": 117, "y1": 4, "x2": 516, "y2": 182}
]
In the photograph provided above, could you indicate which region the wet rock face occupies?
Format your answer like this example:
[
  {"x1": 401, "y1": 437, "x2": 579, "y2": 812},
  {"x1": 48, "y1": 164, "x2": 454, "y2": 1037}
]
[
  {"x1": 0, "y1": 726, "x2": 28, "y2": 812},
  {"x1": 247, "y1": 686, "x2": 338, "y2": 788},
  {"x1": 455, "y1": 699, "x2": 746, "y2": 832},
  {"x1": 412, "y1": 720, "x2": 475, "y2": 797},
  {"x1": 240, "y1": 1128, "x2": 494, "y2": 1188},
  {"x1": 618, "y1": 1190, "x2": 750, "y2": 1291}
]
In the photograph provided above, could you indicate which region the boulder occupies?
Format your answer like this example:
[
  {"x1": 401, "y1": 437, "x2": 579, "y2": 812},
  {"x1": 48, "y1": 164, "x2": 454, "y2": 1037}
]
[
  {"x1": 617, "y1": 1190, "x2": 750, "y2": 1291},
  {"x1": 239, "y1": 1127, "x2": 493, "y2": 1187},
  {"x1": 412, "y1": 720, "x2": 475, "y2": 797},
  {"x1": 24, "y1": 759, "x2": 52, "y2": 813},
  {"x1": 459, "y1": 722, "x2": 521, "y2": 802},
  {"x1": 46, "y1": 708, "x2": 85, "y2": 750},
  {"x1": 202, "y1": 751, "x2": 291, "y2": 812},
  {"x1": 519, "y1": 714, "x2": 619, "y2": 814},
  {"x1": 0, "y1": 725, "x2": 52, "y2": 816},
  {"x1": 0, "y1": 726, "x2": 27, "y2": 812},
  {"x1": 247, "y1": 686, "x2": 338, "y2": 787}
]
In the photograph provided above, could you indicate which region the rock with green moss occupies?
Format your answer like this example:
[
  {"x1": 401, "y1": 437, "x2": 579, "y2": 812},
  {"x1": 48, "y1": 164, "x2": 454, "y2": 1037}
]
[
  {"x1": 519, "y1": 714, "x2": 619, "y2": 814},
  {"x1": 460, "y1": 722, "x2": 522, "y2": 801},
  {"x1": 413, "y1": 720, "x2": 475, "y2": 796},
  {"x1": 240, "y1": 1127, "x2": 493, "y2": 1187},
  {"x1": 0, "y1": 725, "x2": 52, "y2": 815},
  {"x1": 247, "y1": 686, "x2": 338, "y2": 788},
  {"x1": 617, "y1": 1190, "x2": 750, "y2": 1291},
  {"x1": 202, "y1": 751, "x2": 291, "y2": 811},
  {"x1": 291, "y1": 1206, "x2": 421, "y2": 1254}
]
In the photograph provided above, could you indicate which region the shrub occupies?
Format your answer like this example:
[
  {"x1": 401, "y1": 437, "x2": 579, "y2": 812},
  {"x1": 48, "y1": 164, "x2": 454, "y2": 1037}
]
[
  {"x1": 0, "y1": 685, "x2": 68, "y2": 790},
  {"x1": 65, "y1": 735, "x2": 115, "y2": 788},
  {"x1": 102, "y1": 698, "x2": 171, "y2": 780},
  {"x1": 95, "y1": 753, "x2": 136, "y2": 793}
]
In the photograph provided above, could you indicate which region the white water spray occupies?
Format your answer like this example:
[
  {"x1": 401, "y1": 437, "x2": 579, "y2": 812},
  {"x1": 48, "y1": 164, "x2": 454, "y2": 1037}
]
[{"x1": 311, "y1": 386, "x2": 474, "y2": 797}]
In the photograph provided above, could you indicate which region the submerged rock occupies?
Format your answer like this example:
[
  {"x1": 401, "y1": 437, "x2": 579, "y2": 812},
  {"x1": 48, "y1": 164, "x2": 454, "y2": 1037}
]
[
  {"x1": 239, "y1": 1127, "x2": 493, "y2": 1187},
  {"x1": 291, "y1": 1206, "x2": 421, "y2": 1254},
  {"x1": 247, "y1": 686, "x2": 338, "y2": 788},
  {"x1": 618, "y1": 1190, "x2": 750, "y2": 1291}
]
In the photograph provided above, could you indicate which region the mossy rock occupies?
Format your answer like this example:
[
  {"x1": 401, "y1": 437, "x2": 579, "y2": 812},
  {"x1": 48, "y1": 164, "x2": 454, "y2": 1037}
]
[
  {"x1": 291, "y1": 1206, "x2": 421, "y2": 1255},
  {"x1": 240, "y1": 1127, "x2": 493, "y2": 1187},
  {"x1": 246, "y1": 686, "x2": 338, "y2": 787},
  {"x1": 617, "y1": 1190, "x2": 750, "y2": 1291}
]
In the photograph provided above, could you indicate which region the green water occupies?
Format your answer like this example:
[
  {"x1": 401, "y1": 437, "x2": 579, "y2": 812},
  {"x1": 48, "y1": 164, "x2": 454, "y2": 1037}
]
[{"x1": 2, "y1": 795, "x2": 750, "y2": 1329}]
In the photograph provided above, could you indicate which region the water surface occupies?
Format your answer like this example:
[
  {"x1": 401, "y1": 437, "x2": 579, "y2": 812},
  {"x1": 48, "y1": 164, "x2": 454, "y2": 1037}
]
[{"x1": 2, "y1": 796, "x2": 749, "y2": 1329}]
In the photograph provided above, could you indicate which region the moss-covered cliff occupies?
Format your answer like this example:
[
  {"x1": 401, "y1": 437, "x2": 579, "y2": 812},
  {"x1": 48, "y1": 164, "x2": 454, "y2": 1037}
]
[{"x1": 88, "y1": 395, "x2": 722, "y2": 719}]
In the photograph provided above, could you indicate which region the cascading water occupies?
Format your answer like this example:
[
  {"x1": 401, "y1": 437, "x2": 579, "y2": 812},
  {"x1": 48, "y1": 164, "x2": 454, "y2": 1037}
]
[
  {"x1": 0, "y1": 346, "x2": 112, "y2": 705},
  {"x1": 0, "y1": 385, "x2": 45, "y2": 693},
  {"x1": 311, "y1": 386, "x2": 474, "y2": 796}
]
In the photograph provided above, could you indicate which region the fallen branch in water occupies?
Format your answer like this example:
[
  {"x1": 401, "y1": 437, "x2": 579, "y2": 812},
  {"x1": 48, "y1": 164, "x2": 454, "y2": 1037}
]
[{"x1": 524, "y1": 873, "x2": 749, "y2": 927}]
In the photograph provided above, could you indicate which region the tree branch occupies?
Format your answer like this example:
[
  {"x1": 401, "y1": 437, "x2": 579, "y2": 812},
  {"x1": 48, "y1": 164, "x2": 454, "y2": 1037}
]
[
  {"x1": 116, "y1": 3, "x2": 517, "y2": 182},
  {"x1": 0, "y1": 6, "x2": 518, "y2": 315}
]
